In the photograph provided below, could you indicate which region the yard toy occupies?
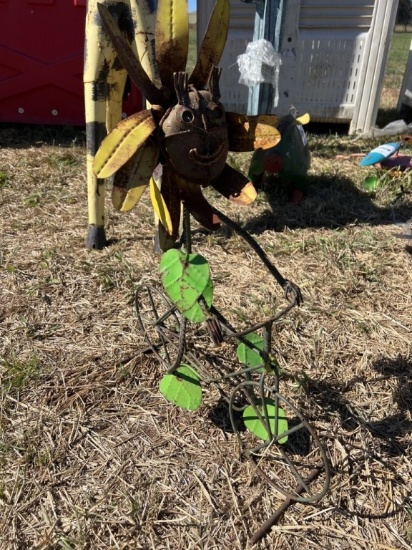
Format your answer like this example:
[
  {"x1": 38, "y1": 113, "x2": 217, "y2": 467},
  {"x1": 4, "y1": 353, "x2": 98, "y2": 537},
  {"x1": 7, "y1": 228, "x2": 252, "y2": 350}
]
[
  {"x1": 248, "y1": 111, "x2": 311, "y2": 197},
  {"x1": 379, "y1": 136, "x2": 412, "y2": 171},
  {"x1": 84, "y1": 0, "x2": 160, "y2": 249},
  {"x1": 359, "y1": 141, "x2": 401, "y2": 167},
  {"x1": 359, "y1": 138, "x2": 412, "y2": 172},
  {"x1": 380, "y1": 155, "x2": 412, "y2": 170}
]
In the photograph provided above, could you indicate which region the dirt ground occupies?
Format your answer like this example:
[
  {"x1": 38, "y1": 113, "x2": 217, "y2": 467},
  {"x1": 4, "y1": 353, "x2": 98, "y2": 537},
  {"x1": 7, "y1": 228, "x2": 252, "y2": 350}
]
[{"x1": 0, "y1": 115, "x2": 411, "y2": 550}]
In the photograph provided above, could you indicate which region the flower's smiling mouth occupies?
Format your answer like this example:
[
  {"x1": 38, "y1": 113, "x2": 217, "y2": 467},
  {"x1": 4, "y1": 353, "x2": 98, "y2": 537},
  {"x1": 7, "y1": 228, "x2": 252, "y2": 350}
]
[{"x1": 189, "y1": 141, "x2": 227, "y2": 166}]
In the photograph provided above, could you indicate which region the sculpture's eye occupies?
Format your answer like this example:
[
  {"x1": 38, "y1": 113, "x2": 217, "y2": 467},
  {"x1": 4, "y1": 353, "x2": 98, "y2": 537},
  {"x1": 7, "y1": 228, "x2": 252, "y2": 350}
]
[
  {"x1": 207, "y1": 104, "x2": 224, "y2": 124},
  {"x1": 181, "y1": 109, "x2": 194, "y2": 123}
]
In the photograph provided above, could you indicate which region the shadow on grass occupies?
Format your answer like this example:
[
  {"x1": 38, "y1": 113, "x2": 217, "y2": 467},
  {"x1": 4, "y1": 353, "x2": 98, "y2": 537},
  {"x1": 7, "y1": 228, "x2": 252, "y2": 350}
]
[
  {"x1": 330, "y1": 439, "x2": 411, "y2": 522},
  {"x1": 303, "y1": 359, "x2": 412, "y2": 521},
  {"x1": 0, "y1": 123, "x2": 86, "y2": 148},
  {"x1": 306, "y1": 356, "x2": 412, "y2": 457},
  {"x1": 242, "y1": 174, "x2": 412, "y2": 235},
  {"x1": 372, "y1": 355, "x2": 412, "y2": 416}
]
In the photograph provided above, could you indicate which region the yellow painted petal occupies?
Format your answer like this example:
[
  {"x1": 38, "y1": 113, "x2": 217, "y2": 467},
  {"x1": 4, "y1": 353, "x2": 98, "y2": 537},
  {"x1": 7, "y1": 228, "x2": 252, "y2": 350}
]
[
  {"x1": 132, "y1": 0, "x2": 159, "y2": 84},
  {"x1": 233, "y1": 181, "x2": 257, "y2": 204},
  {"x1": 296, "y1": 113, "x2": 310, "y2": 125},
  {"x1": 112, "y1": 141, "x2": 158, "y2": 211},
  {"x1": 226, "y1": 113, "x2": 281, "y2": 152},
  {"x1": 112, "y1": 184, "x2": 148, "y2": 212},
  {"x1": 94, "y1": 110, "x2": 156, "y2": 179},
  {"x1": 97, "y1": 3, "x2": 165, "y2": 107},
  {"x1": 150, "y1": 177, "x2": 173, "y2": 235},
  {"x1": 190, "y1": 0, "x2": 230, "y2": 89},
  {"x1": 154, "y1": 166, "x2": 181, "y2": 252},
  {"x1": 111, "y1": 138, "x2": 159, "y2": 212},
  {"x1": 156, "y1": 0, "x2": 188, "y2": 92}
]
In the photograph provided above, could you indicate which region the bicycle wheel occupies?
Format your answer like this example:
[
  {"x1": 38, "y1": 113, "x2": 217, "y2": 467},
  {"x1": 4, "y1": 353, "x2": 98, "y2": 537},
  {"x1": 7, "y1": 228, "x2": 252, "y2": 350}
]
[
  {"x1": 230, "y1": 379, "x2": 330, "y2": 503},
  {"x1": 135, "y1": 284, "x2": 186, "y2": 373}
]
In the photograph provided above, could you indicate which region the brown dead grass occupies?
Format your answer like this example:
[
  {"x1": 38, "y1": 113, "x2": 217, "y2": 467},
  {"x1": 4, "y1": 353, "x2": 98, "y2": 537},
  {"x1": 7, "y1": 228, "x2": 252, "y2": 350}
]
[{"x1": 0, "y1": 116, "x2": 412, "y2": 550}]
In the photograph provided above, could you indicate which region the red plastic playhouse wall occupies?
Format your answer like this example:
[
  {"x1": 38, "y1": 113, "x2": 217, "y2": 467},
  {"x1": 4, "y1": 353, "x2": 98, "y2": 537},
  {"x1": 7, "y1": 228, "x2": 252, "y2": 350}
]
[{"x1": 0, "y1": 0, "x2": 142, "y2": 126}]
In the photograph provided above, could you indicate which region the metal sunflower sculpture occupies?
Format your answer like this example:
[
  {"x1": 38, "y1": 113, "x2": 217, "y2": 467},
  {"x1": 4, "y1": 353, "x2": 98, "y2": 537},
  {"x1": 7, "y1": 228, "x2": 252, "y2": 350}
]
[
  {"x1": 93, "y1": 0, "x2": 281, "y2": 251},
  {"x1": 87, "y1": 2, "x2": 331, "y2": 524}
]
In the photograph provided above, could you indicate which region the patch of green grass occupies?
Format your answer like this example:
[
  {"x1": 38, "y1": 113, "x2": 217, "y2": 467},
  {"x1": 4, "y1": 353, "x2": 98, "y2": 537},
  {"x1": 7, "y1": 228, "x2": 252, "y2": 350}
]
[
  {"x1": 24, "y1": 193, "x2": 41, "y2": 207},
  {"x1": 0, "y1": 170, "x2": 11, "y2": 189},
  {"x1": 384, "y1": 32, "x2": 412, "y2": 87},
  {"x1": 0, "y1": 355, "x2": 41, "y2": 396},
  {"x1": 187, "y1": 25, "x2": 197, "y2": 74},
  {"x1": 388, "y1": 32, "x2": 412, "y2": 64},
  {"x1": 378, "y1": 30, "x2": 412, "y2": 119},
  {"x1": 44, "y1": 151, "x2": 81, "y2": 169}
]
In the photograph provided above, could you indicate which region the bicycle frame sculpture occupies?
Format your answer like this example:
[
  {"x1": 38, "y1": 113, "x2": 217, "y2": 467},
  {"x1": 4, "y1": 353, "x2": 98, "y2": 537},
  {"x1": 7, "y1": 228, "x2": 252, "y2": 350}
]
[{"x1": 135, "y1": 205, "x2": 330, "y2": 510}]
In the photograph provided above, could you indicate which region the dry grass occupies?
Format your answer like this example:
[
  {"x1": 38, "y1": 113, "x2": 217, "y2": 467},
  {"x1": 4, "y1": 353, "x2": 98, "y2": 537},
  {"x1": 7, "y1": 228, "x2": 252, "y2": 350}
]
[{"x1": 1, "y1": 106, "x2": 412, "y2": 549}]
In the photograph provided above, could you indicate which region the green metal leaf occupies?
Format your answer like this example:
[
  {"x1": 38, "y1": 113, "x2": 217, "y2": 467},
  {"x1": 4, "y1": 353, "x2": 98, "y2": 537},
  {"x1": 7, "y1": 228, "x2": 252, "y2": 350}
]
[
  {"x1": 181, "y1": 278, "x2": 213, "y2": 323},
  {"x1": 237, "y1": 333, "x2": 264, "y2": 368},
  {"x1": 160, "y1": 249, "x2": 211, "y2": 313},
  {"x1": 236, "y1": 333, "x2": 279, "y2": 374},
  {"x1": 243, "y1": 399, "x2": 288, "y2": 443},
  {"x1": 159, "y1": 364, "x2": 202, "y2": 410}
]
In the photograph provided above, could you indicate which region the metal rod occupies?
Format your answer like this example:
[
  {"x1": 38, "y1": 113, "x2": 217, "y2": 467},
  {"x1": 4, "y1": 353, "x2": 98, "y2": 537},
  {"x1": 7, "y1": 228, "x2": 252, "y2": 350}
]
[
  {"x1": 211, "y1": 206, "x2": 285, "y2": 288},
  {"x1": 250, "y1": 467, "x2": 323, "y2": 545}
]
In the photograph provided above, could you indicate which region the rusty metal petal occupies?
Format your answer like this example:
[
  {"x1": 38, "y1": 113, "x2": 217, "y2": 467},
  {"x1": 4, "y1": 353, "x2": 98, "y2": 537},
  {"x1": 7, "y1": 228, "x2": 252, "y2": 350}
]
[
  {"x1": 190, "y1": 0, "x2": 230, "y2": 89},
  {"x1": 111, "y1": 138, "x2": 159, "y2": 211},
  {"x1": 175, "y1": 175, "x2": 220, "y2": 231},
  {"x1": 97, "y1": 3, "x2": 166, "y2": 106},
  {"x1": 211, "y1": 163, "x2": 257, "y2": 205},
  {"x1": 94, "y1": 110, "x2": 157, "y2": 178},
  {"x1": 155, "y1": 0, "x2": 189, "y2": 94},
  {"x1": 226, "y1": 113, "x2": 281, "y2": 152}
]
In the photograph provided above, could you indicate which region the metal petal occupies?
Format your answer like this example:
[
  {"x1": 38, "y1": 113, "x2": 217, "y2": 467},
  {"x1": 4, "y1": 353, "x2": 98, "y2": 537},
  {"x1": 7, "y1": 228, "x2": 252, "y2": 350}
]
[
  {"x1": 154, "y1": 165, "x2": 182, "y2": 252},
  {"x1": 175, "y1": 175, "x2": 220, "y2": 231},
  {"x1": 97, "y1": 3, "x2": 166, "y2": 106},
  {"x1": 155, "y1": 0, "x2": 189, "y2": 94},
  {"x1": 94, "y1": 110, "x2": 156, "y2": 179},
  {"x1": 226, "y1": 113, "x2": 281, "y2": 152},
  {"x1": 112, "y1": 183, "x2": 148, "y2": 213},
  {"x1": 211, "y1": 163, "x2": 257, "y2": 205},
  {"x1": 190, "y1": 0, "x2": 230, "y2": 89},
  {"x1": 150, "y1": 177, "x2": 173, "y2": 235},
  {"x1": 296, "y1": 113, "x2": 310, "y2": 125},
  {"x1": 111, "y1": 138, "x2": 159, "y2": 211},
  {"x1": 132, "y1": 0, "x2": 159, "y2": 84}
]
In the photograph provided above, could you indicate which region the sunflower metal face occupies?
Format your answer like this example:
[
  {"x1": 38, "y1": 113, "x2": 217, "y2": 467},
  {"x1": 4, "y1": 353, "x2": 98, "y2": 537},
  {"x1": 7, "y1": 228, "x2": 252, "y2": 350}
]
[
  {"x1": 161, "y1": 88, "x2": 229, "y2": 184},
  {"x1": 93, "y1": 0, "x2": 281, "y2": 251}
]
